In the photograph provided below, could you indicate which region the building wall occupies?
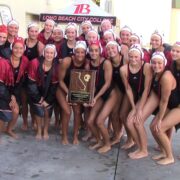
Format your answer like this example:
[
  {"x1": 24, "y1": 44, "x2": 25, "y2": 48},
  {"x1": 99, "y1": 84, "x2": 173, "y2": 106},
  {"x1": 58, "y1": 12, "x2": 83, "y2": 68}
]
[
  {"x1": 1, "y1": 0, "x2": 179, "y2": 44},
  {"x1": 0, "y1": 0, "x2": 72, "y2": 37},
  {"x1": 112, "y1": 0, "x2": 172, "y2": 46},
  {"x1": 170, "y1": 8, "x2": 180, "y2": 43}
]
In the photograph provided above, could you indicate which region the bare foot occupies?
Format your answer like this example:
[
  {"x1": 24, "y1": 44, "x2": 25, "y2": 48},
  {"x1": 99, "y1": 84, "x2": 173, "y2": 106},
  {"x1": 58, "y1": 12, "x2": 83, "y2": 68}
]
[
  {"x1": 128, "y1": 149, "x2": 140, "y2": 159},
  {"x1": 35, "y1": 133, "x2": 42, "y2": 140},
  {"x1": 73, "y1": 138, "x2": 79, "y2": 145},
  {"x1": 43, "y1": 134, "x2": 49, "y2": 141},
  {"x1": 59, "y1": 129, "x2": 62, "y2": 135},
  {"x1": 111, "y1": 138, "x2": 121, "y2": 146},
  {"x1": 89, "y1": 137, "x2": 97, "y2": 143},
  {"x1": 61, "y1": 138, "x2": 69, "y2": 145},
  {"x1": 121, "y1": 140, "x2": 135, "y2": 150},
  {"x1": 6, "y1": 130, "x2": 18, "y2": 139},
  {"x1": 129, "y1": 151, "x2": 148, "y2": 159},
  {"x1": 97, "y1": 145, "x2": 111, "y2": 154},
  {"x1": 81, "y1": 132, "x2": 91, "y2": 142},
  {"x1": 154, "y1": 144, "x2": 161, "y2": 152},
  {"x1": 89, "y1": 141, "x2": 103, "y2": 150},
  {"x1": 157, "y1": 157, "x2": 174, "y2": 165},
  {"x1": 21, "y1": 124, "x2": 28, "y2": 131},
  {"x1": 152, "y1": 153, "x2": 166, "y2": 160},
  {"x1": 32, "y1": 123, "x2": 37, "y2": 131}
]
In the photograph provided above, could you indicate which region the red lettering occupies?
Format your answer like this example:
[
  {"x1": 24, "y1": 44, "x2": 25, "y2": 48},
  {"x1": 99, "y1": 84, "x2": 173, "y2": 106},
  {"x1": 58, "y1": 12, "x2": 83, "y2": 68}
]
[{"x1": 74, "y1": 4, "x2": 90, "y2": 14}]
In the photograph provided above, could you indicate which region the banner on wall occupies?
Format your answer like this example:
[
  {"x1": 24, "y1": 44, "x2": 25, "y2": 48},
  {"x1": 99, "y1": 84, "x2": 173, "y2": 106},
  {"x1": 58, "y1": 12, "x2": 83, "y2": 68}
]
[{"x1": 39, "y1": 0, "x2": 116, "y2": 25}]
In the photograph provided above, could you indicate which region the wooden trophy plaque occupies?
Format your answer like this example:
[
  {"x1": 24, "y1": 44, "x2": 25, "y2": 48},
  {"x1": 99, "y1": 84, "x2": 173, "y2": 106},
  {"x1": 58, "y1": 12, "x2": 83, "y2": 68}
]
[{"x1": 68, "y1": 69, "x2": 96, "y2": 103}]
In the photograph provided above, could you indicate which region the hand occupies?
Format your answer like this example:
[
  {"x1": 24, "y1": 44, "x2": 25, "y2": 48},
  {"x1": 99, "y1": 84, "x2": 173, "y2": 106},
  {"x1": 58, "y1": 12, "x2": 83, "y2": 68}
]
[
  {"x1": 90, "y1": 98, "x2": 97, "y2": 107},
  {"x1": 135, "y1": 109, "x2": 143, "y2": 125},
  {"x1": 154, "y1": 120, "x2": 162, "y2": 133},
  {"x1": 41, "y1": 100, "x2": 49, "y2": 108},
  {"x1": 127, "y1": 108, "x2": 136, "y2": 120},
  {"x1": 11, "y1": 95, "x2": 16, "y2": 102},
  {"x1": 9, "y1": 96, "x2": 18, "y2": 110},
  {"x1": 38, "y1": 97, "x2": 44, "y2": 104},
  {"x1": 66, "y1": 94, "x2": 69, "y2": 102},
  {"x1": 83, "y1": 103, "x2": 91, "y2": 107},
  {"x1": 121, "y1": 44, "x2": 129, "y2": 56}
]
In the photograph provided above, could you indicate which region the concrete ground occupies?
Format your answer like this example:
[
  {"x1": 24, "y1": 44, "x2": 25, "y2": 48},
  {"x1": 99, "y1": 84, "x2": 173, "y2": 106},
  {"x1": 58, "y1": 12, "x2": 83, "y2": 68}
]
[{"x1": 0, "y1": 116, "x2": 180, "y2": 180}]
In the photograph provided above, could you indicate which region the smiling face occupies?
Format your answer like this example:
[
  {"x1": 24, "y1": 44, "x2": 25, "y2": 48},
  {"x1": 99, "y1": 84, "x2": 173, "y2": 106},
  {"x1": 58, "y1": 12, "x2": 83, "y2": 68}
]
[
  {"x1": 150, "y1": 34, "x2": 162, "y2": 49},
  {"x1": 8, "y1": 24, "x2": 19, "y2": 37},
  {"x1": 44, "y1": 47, "x2": 55, "y2": 62},
  {"x1": 44, "y1": 21, "x2": 54, "y2": 33},
  {"x1": 28, "y1": 26, "x2": 39, "y2": 40},
  {"x1": 101, "y1": 21, "x2": 112, "y2": 32},
  {"x1": 52, "y1": 29, "x2": 63, "y2": 42},
  {"x1": 81, "y1": 24, "x2": 91, "y2": 35},
  {"x1": 0, "y1": 32, "x2": 7, "y2": 45},
  {"x1": 66, "y1": 28, "x2": 77, "y2": 41},
  {"x1": 128, "y1": 50, "x2": 141, "y2": 66},
  {"x1": 120, "y1": 30, "x2": 131, "y2": 45},
  {"x1": 171, "y1": 44, "x2": 180, "y2": 61},
  {"x1": 87, "y1": 32, "x2": 98, "y2": 45},
  {"x1": 151, "y1": 58, "x2": 165, "y2": 73},
  {"x1": 129, "y1": 37, "x2": 140, "y2": 47},
  {"x1": 74, "y1": 48, "x2": 86, "y2": 62},
  {"x1": 89, "y1": 44, "x2": 101, "y2": 60},
  {"x1": 104, "y1": 33, "x2": 115, "y2": 44},
  {"x1": 106, "y1": 44, "x2": 119, "y2": 58},
  {"x1": 12, "y1": 43, "x2": 25, "y2": 58}
]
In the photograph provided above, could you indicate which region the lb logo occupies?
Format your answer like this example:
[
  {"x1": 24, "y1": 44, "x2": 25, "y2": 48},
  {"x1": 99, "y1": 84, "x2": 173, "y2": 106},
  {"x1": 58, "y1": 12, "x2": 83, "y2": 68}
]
[{"x1": 74, "y1": 4, "x2": 91, "y2": 14}]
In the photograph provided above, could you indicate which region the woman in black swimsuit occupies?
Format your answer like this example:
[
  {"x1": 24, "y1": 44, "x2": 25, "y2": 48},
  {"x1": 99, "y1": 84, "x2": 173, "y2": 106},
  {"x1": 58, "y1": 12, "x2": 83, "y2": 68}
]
[
  {"x1": 120, "y1": 44, "x2": 153, "y2": 159},
  {"x1": 147, "y1": 44, "x2": 180, "y2": 165},
  {"x1": 57, "y1": 41, "x2": 89, "y2": 145},
  {"x1": 86, "y1": 40, "x2": 117, "y2": 153},
  {"x1": 106, "y1": 41, "x2": 126, "y2": 145},
  {"x1": 27, "y1": 44, "x2": 58, "y2": 140}
]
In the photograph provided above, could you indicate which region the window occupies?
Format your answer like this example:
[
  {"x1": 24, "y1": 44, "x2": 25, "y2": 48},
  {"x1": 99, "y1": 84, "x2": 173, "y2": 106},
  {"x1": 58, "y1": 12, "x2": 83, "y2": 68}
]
[
  {"x1": 105, "y1": 0, "x2": 112, "y2": 13},
  {"x1": 172, "y1": 0, "x2": 180, "y2": 8}
]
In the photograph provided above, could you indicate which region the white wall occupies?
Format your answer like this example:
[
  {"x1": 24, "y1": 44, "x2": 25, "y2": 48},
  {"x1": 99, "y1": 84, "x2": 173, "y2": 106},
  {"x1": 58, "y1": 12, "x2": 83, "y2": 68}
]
[{"x1": 112, "y1": 0, "x2": 172, "y2": 45}]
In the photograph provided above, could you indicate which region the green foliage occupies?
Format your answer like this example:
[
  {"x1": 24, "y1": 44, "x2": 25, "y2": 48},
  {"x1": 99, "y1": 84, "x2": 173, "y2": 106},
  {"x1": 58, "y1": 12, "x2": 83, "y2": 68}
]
[{"x1": 94, "y1": 0, "x2": 100, "y2": 6}]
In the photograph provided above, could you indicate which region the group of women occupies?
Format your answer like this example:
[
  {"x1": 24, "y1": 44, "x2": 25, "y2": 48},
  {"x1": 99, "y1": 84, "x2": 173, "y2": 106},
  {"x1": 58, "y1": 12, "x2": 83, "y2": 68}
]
[{"x1": 0, "y1": 18, "x2": 180, "y2": 165}]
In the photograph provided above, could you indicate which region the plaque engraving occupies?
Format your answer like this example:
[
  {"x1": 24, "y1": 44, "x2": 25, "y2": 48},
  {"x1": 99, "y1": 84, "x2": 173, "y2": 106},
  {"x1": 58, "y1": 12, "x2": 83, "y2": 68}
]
[{"x1": 68, "y1": 69, "x2": 96, "y2": 103}]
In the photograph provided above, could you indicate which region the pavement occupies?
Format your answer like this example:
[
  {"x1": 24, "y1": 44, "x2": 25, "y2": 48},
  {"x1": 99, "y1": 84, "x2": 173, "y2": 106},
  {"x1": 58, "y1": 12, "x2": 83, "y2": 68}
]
[{"x1": 0, "y1": 116, "x2": 180, "y2": 180}]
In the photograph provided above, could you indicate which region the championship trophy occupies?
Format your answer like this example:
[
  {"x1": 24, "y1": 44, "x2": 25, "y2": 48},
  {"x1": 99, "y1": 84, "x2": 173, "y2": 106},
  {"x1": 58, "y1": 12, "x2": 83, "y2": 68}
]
[{"x1": 68, "y1": 69, "x2": 96, "y2": 103}]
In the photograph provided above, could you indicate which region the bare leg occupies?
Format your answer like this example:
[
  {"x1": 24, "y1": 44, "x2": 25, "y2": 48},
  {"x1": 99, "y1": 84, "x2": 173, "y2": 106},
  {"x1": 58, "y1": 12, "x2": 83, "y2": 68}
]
[
  {"x1": 21, "y1": 89, "x2": 29, "y2": 131},
  {"x1": 0, "y1": 120, "x2": 4, "y2": 143},
  {"x1": 82, "y1": 107, "x2": 92, "y2": 142},
  {"x1": 87, "y1": 98, "x2": 103, "y2": 150},
  {"x1": 43, "y1": 108, "x2": 51, "y2": 140},
  {"x1": 154, "y1": 109, "x2": 180, "y2": 165},
  {"x1": 54, "y1": 104, "x2": 60, "y2": 129},
  {"x1": 56, "y1": 88, "x2": 71, "y2": 145},
  {"x1": 30, "y1": 107, "x2": 36, "y2": 130},
  {"x1": 110, "y1": 88, "x2": 123, "y2": 145},
  {"x1": 72, "y1": 105, "x2": 82, "y2": 145},
  {"x1": 35, "y1": 115, "x2": 42, "y2": 140},
  {"x1": 129, "y1": 92, "x2": 159, "y2": 159},
  {"x1": 120, "y1": 95, "x2": 134, "y2": 149},
  {"x1": 6, "y1": 103, "x2": 19, "y2": 139},
  {"x1": 126, "y1": 115, "x2": 141, "y2": 158},
  {"x1": 97, "y1": 89, "x2": 118, "y2": 153}
]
